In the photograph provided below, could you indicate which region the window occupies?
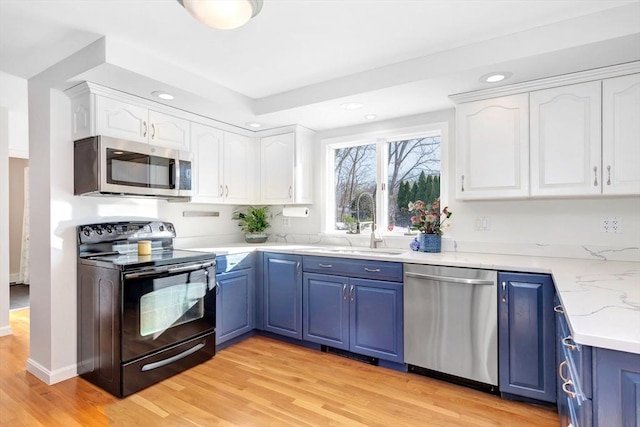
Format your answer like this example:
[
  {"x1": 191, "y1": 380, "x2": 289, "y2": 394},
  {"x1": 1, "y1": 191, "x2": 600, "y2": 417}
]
[{"x1": 325, "y1": 127, "x2": 443, "y2": 235}]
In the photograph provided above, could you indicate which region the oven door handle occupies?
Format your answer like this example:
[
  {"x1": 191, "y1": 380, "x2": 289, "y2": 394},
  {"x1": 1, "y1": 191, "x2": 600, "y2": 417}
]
[{"x1": 124, "y1": 261, "x2": 214, "y2": 279}]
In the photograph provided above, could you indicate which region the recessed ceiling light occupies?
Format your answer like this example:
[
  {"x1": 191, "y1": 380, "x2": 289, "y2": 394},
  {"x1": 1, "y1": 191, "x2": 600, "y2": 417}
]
[
  {"x1": 151, "y1": 91, "x2": 175, "y2": 100},
  {"x1": 340, "y1": 102, "x2": 364, "y2": 110},
  {"x1": 480, "y1": 72, "x2": 513, "y2": 83},
  {"x1": 246, "y1": 122, "x2": 262, "y2": 128},
  {"x1": 364, "y1": 114, "x2": 377, "y2": 120}
]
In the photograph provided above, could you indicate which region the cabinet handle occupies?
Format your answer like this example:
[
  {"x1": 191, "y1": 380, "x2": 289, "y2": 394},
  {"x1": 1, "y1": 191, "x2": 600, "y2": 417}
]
[
  {"x1": 214, "y1": 281, "x2": 220, "y2": 295},
  {"x1": 501, "y1": 281, "x2": 507, "y2": 303},
  {"x1": 593, "y1": 166, "x2": 598, "y2": 186},
  {"x1": 288, "y1": 186, "x2": 293, "y2": 198},
  {"x1": 151, "y1": 123, "x2": 156, "y2": 139},
  {"x1": 143, "y1": 121, "x2": 147, "y2": 137},
  {"x1": 558, "y1": 360, "x2": 569, "y2": 382},
  {"x1": 225, "y1": 185, "x2": 229, "y2": 197},
  {"x1": 219, "y1": 185, "x2": 224, "y2": 197},
  {"x1": 607, "y1": 165, "x2": 611, "y2": 186},
  {"x1": 553, "y1": 304, "x2": 564, "y2": 314},
  {"x1": 342, "y1": 284, "x2": 347, "y2": 301},
  {"x1": 318, "y1": 264, "x2": 333, "y2": 268},
  {"x1": 562, "y1": 335, "x2": 577, "y2": 351},
  {"x1": 364, "y1": 268, "x2": 380, "y2": 273},
  {"x1": 296, "y1": 262, "x2": 301, "y2": 276},
  {"x1": 349, "y1": 284, "x2": 354, "y2": 302},
  {"x1": 562, "y1": 379, "x2": 577, "y2": 399},
  {"x1": 461, "y1": 175, "x2": 465, "y2": 192}
]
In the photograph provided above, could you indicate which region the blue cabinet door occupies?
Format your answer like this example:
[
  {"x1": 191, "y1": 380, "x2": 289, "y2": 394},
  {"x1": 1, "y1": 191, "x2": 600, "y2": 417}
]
[
  {"x1": 350, "y1": 278, "x2": 404, "y2": 363},
  {"x1": 216, "y1": 267, "x2": 254, "y2": 345},
  {"x1": 263, "y1": 253, "x2": 303, "y2": 339},
  {"x1": 594, "y1": 348, "x2": 640, "y2": 427},
  {"x1": 303, "y1": 273, "x2": 349, "y2": 350},
  {"x1": 498, "y1": 272, "x2": 556, "y2": 403}
]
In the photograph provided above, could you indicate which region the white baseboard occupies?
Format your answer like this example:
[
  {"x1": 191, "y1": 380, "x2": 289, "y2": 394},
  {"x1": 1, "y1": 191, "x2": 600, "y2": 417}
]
[
  {"x1": 26, "y1": 358, "x2": 77, "y2": 385},
  {"x1": 0, "y1": 325, "x2": 13, "y2": 337}
]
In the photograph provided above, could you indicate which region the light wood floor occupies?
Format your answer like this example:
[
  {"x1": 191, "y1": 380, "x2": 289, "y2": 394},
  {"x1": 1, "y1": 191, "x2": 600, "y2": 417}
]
[{"x1": 1, "y1": 309, "x2": 558, "y2": 426}]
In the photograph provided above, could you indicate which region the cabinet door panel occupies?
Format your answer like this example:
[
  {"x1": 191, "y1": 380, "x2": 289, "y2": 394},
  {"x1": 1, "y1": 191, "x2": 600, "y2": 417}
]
[
  {"x1": 149, "y1": 110, "x2": 190, "y2": 150},
  {"x1": 191, "y1": 123, "x2": 223, "y2": 203},
  {"x1": 350, "y1": 278, "x2": 403, "y2": 363},
  {"x1": 456, "y1": 94, "x2": 529, "y2": 199},
  {"x1": 498, "y1": 272, "x2": 555, "y2": 403},
  {"x1": 216, "y1": 268, "x2": 254, "y2": 345},
  {"x1": 223, "y1": 132, "x2": 254, "y2": 203},
  {"x1": 594, "y1": 348, "x2": 640, "y2": 427},
  {"x1": 263, "y1": 253, "x2": 302, "y2": 339},
  {"x1": 261, "y1": 133, "x2": 294, "y2": 203},
  {"x1": 95, "y1": 96, "x2": 147, "y2": 143},
  {"x1": 303, "y1": 273, "x2": 349, "y2": 349},
  {"x1": 530, "y1": 81, "x2": 601, "y2": 196},
  {"x1": 603, "y1": 73, "x2": 640, "y2": 195}
]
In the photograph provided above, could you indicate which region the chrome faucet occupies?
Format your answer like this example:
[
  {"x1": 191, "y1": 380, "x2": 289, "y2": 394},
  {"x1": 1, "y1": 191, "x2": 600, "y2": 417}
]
[{"x1": 356, "y1": 192, "x2": 383, "y2": 249}]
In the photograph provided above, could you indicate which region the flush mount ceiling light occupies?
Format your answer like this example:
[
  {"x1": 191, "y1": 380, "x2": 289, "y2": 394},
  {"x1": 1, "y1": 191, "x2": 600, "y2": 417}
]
[
  {"x1": 480, "y1": 72, "x2": 513, "y2": 83},
  {"x1": 177, "y1": 0, "x2": 263, "y2": 30},
  {"x1": 151, "y1": 91, "x2": 175, "y2": 100},
  {"x1": 364, "y1": 114, "x2": 377, "y2": 120},
  {"x1": 246, "y1": 122, "x2": 262, "y2": 128},
  {"x1": 340, "y1": 102, "x2": 364, "y2": 110}
]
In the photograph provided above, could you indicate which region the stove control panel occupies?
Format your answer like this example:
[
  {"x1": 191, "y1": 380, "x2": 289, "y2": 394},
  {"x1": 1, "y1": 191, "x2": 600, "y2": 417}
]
[{"x1": 77, "y1": 221, "x2": 176, "y2": 244}]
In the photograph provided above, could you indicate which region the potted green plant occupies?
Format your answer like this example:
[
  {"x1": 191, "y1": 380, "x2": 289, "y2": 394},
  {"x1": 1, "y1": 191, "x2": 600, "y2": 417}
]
[{"x1": 236, "y1": 206, "x2": 270, "y2": 243}]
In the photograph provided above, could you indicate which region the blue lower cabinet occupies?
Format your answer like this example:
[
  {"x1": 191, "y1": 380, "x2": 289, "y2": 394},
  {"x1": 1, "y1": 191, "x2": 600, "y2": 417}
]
[
  {"x1": 593, "y1": 348, "x2": 640, "y2": 427},
  {"x1": 498, "y1": 272, "x2": 556, "y2": 403},
  {"x1": 263, "y1": 253, "x2": 303, "y2": 339},
  {"x1": 216, "y1": 267, "x2": 254, "y2": 345},
  {"x1": 303, "y1": 273, "x2": 403, "y2": 363}
]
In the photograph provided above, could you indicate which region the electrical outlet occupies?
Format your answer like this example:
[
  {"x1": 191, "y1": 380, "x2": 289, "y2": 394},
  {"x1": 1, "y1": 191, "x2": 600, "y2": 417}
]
[
  {"x1": 475, "y1": 217, "x2": 490, "y2": 231},
  {"x1": 281, "y1": 217, "x2": 291, "y2": 227},
  {"x1": 601, "y1": 217, "x2": 622, "y2": 233}
]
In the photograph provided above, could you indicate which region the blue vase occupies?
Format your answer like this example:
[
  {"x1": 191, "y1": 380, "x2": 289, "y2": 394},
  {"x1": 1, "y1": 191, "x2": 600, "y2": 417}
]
[{"x1": 419, "y1": 233, "x2": 441, "y2": 253}]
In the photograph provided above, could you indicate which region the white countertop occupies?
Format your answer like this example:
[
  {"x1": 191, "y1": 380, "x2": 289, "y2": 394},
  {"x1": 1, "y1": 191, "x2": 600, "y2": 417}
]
[{"x1": 189, "y1": 244, "x2": 640, "y2": 355}]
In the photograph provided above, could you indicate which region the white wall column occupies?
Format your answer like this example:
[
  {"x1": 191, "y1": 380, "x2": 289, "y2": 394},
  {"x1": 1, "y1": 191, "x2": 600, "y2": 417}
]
[{"x1": 0, "y1": 107, "x2": 12, "y2": 337}]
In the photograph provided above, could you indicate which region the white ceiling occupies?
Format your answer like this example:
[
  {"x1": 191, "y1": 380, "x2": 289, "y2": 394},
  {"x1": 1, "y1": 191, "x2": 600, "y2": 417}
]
[{"x1": 1, "y1": 0, "x2": 639, "y2": 132}]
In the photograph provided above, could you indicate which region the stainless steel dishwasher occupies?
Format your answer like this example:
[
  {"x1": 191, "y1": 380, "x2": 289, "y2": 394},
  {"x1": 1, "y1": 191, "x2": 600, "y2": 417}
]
[{"x1": 404, "y1": 264, "x2": 498, "y2": 390}]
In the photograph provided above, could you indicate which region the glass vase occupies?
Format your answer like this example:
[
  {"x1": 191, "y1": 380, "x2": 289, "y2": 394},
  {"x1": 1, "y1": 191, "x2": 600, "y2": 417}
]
[{"x1": 419, "y1": 233, "x2": 441, "y2": 253}]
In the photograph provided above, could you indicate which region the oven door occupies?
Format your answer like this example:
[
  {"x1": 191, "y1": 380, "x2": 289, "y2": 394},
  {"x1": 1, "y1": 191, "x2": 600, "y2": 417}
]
[{"x1": 122, "y1": 261, "x2": 216, "y2": 362}]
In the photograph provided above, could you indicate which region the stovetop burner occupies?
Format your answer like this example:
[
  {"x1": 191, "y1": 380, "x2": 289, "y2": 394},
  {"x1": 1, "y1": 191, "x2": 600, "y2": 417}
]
[{"x1": 77, "y1": 220, "x2": 214, "y2": 270}]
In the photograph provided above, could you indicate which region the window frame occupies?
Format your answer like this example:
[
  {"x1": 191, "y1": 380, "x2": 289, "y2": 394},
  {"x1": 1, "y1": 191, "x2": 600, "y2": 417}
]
[{"x1": 320, "y1": 122, "x2": 449, "y2": 236}]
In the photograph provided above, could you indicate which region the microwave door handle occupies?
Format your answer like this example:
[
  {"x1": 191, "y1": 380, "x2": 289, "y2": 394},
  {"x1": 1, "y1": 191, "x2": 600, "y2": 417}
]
[{"x1": 169, "y1": 159, "x2": 176, "y2": 189}]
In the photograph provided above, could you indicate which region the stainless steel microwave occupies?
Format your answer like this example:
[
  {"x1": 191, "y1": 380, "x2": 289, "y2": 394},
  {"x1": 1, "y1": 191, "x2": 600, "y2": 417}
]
[{"x1": 74, "y1": 135, "x2": 192, "y2": 201}]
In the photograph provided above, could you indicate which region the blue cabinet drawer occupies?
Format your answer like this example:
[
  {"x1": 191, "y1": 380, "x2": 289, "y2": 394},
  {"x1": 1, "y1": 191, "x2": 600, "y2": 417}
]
[
  {"x1": 216, "y1": 252, "x2": 254, "y2": 274},
  {"x1": 303, "y1": 256, "x2": 403, "y2": 282}
]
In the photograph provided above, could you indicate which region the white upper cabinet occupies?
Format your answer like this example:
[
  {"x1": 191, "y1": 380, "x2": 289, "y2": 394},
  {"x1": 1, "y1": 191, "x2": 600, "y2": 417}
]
[
  {"x1": 602, "y1": 74, "x2": 640, "y2": 195},
  {"x1": 456, "y1": 94, "x2": 529, "y2": 200},
  {"x1": 530, "y1": 81, "x2": 602, "y2": 197},
  {"x1": 260, "y1": 128, "x2": 314, "y2": 204},
  {"x1": 190, "y1": 122, "x2": 255, "y2": 204},
  {"x1": 94, "y1": 96, "x2": 148, "y2": 143},
  {"x1": 68, "y1": 83, "x2": 190, "y2": 150},
  {"x1": 147, "y1": 110, "x2": 190, "y2": 150},
  {"x1": 190, "y1": 122, "x2": 224, "y2": 204},
  {"x1": 222, "y1": 132, "x2": 254, "y2": 204}
]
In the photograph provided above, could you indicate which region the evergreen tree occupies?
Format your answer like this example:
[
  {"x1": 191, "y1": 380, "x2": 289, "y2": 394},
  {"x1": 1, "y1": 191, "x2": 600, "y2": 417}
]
[{"x1": 416, "y1": 171, "x2": 428, "y2": 201}]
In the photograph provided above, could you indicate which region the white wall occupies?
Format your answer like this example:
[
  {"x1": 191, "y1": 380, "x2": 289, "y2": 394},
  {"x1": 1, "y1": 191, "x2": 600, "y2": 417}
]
[
  {"x1": 0, "y1": 71, "x2": 29, "y2": 158},
  {"x1": 0, "y1": 107, "x2": 12, "y2": 337}
]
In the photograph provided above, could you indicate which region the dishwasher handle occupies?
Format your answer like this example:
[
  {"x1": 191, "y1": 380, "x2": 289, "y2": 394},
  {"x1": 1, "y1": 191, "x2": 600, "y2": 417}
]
[{"x1": 405, "y1": 271, "x2": 495, "y2": 286}]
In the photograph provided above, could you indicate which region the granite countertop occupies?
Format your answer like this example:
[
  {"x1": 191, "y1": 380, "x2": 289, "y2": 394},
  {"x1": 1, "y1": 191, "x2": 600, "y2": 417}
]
[{"x1": 188, "y1": 244, "x2": 640, "y2": 355}]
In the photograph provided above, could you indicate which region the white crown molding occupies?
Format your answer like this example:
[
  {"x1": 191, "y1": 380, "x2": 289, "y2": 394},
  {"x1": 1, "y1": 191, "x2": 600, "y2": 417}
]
[{"x1": 449, "y1": 61, "x2": 640, "y2": 104}]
